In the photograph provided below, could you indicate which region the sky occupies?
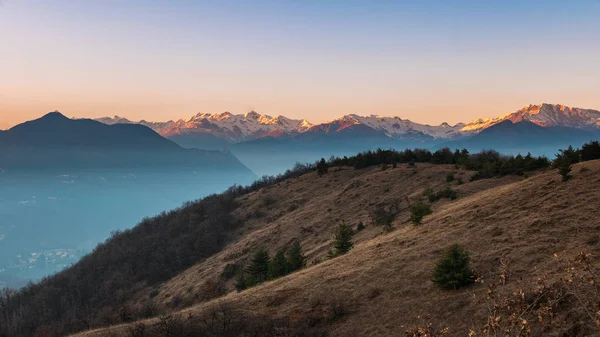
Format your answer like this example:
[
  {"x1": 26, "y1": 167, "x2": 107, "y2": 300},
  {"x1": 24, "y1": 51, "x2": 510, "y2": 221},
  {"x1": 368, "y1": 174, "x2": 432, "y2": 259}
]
[{"x1": 1, "y1": 0, "x2": 599, "y2": 130}]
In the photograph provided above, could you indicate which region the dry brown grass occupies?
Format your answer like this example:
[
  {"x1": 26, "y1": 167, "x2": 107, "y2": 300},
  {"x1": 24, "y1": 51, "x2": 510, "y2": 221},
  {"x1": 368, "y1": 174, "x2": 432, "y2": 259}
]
[
  {"x1": 147, "y1": 163, "x2": 493, "y2": 309},
  {"x1": 73, "y1": 161, "x2": 600, "y2": 337}
]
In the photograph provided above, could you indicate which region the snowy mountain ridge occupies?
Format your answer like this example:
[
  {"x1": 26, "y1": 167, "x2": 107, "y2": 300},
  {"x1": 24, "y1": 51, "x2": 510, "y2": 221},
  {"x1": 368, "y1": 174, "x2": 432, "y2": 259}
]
[{"x1": 96, "y1": 103, "x2": 600, "y2": 144}]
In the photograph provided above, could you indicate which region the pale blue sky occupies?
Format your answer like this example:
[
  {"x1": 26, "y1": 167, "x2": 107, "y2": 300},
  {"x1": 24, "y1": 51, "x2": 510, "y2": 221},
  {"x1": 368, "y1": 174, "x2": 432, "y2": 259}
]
[{"x1": 1, "y1": 0, "x2": 599, "y2": 128}]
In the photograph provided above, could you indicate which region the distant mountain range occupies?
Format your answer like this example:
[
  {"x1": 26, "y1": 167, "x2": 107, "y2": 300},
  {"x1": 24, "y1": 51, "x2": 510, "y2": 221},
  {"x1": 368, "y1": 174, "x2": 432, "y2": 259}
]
[
  {"x1": 97, "y1": 103, "x2": 600, "y2": 149},
  {"x1": 93, "y1": 103, "x2": 600, "y2": 175},
  {"x1": 5, "y1": 105, "x2": 595, "y2": 175},
  {"x1": 461, "y1": 103, "x2": 600, "y2": 132},
  {"x1": 97, "y1": 111, "x2": 313, "y2": 146},
  {"x1": 0, "y1": 112, "x2": 255, "y2": 176}
]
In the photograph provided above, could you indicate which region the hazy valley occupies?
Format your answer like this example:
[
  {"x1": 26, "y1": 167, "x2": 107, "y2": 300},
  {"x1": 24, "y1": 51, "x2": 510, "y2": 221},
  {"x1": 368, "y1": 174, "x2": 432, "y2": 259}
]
[{"x1": 0, "y1": 113, "x2": 256, "y2": 287}]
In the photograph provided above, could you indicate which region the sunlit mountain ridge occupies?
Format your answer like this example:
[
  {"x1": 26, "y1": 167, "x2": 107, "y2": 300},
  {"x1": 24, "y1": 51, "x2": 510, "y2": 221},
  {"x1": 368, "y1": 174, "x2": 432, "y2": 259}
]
[{"x1": 96, "y1": 103, "x2": 600, "y2": 147}]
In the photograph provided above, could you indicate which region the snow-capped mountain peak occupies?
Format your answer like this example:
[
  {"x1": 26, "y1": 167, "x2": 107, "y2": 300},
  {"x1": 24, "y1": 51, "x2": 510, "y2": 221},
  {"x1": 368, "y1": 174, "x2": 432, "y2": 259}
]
[
  {"x1": 462, "y1": 103, "x2": 600, "y2": 132},
  {"x1": 98, "y1": 111, "x2": 313, "y2": 142},
  {"x1": 95, "y1": 116, "x2": 134, "y2": 125},
  {"x1": 320, "y1": 114, "x2": 467, "y2": 140},
  {"x1": 244, "y1": 111, "x2": 262, "y2": 120},
  {"x1": 95, "y1": 103, "x2": 599, "y2": 145}
]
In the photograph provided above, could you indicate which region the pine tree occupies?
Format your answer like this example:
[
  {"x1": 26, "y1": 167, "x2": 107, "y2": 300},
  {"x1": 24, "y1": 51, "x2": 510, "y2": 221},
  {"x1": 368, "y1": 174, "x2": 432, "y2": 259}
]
[
  {"x1": 328, "y1": 221, "x2": 354, "y2": 258},
  {"x1": 433, "y1": 244, "x2": 475, "y2": 290},
  {"x1": 235, "y1": 273, "x2": 248, "y2": 291},
  {"x1": 409, "y1": 200, "x2": 432, "y2": 225},
  {"x1": 556, "y1": 157, "x2": 572, "y2": 182},
  {"x1": 317, "y1": 158, "x2": 329, "y2": 176},
  {"x1": 287, "y1": 240, "x2": 307, "y2": 272},
  {"x1": 246, "y1": 249, "x2": 270, "y2": 286},
  {"x1": 581, "y1": 141, "x2": 600, "y2": 161},
  {"x1": 356, "y1": 221, "x2": 366, "y2": 231},
  {"x1": 269, "y1": 249, "x2": 289, "y2": 279}
]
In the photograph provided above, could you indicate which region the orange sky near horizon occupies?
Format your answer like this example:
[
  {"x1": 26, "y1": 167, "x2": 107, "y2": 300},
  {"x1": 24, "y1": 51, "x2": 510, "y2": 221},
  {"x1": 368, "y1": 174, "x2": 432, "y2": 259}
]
[
  {"x1": 2, "y1": 96, "x2": 600, "y2": 131},
  {"x1": 1, "y1": 1, "x2": 599, "y2": 130}
]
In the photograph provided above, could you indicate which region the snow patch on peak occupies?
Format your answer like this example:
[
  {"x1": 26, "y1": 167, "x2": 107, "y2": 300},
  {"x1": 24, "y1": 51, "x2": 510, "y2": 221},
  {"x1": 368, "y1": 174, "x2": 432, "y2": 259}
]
[
  {"x1": 244, "y1": 111, "x2": 262, "y2": 120},
  {"x1": 213, "y1": 112, "x2": 233, "y2": 121},
  {"x1": 95, "y1": 116, "x2": 133, "y2": 125}
]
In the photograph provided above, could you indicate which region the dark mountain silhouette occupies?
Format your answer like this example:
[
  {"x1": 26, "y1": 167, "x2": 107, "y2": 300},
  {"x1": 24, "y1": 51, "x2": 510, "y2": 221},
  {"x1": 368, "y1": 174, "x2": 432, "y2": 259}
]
[
  {"x1": 0, "y1": 112, "x2": 179, "y2": 150},
  {"x1": 0, "y1": 112, "x2": 255, "y2": 174}
]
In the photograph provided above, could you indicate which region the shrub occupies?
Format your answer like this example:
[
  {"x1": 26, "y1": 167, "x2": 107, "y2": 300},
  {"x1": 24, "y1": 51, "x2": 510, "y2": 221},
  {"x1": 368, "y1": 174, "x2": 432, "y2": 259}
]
[
  {"x1": 245, "y1": 249, "x2": 270, "y2": 286},
  {"x1": 287, "y1": 240, "x2": 307, "y2": 273},
  {"x1": 127, "y1": 322, "x2": 148, "y2": 337},
  {"x1": 424, "y1": 186, "x2": 456, "y2": 203},
  {"x1": 556, "y1": 157, "x2": 572, "y2": 182},
  {"x1": 371, "y1": 203, "x2": 398, "y2": 231},
  {"x1": 581, "y1": 140, "x2": 600, "y2": 161},
  {"x1": 328, "y1": 221, "x2": 354, "y2": 258},
  {"x1": 356, "y1": 221, "x2": 366, "y2": 232},
  {"x1": 446, "y1": 173, "x2": 455, "y2": 182},
  {"x1": 432, "y1": 244, "x2": 475, "y2": 290},
  {"x1": 423, "y1": 187, "x2": 436, "y2": 202},
  {"x1": 554, "y1": 145, "x2": 580, "y2": 165},
  {"x1": 235, "y1": 272, "x2": 248, "y2": 291},
  {"x1": 438, "y1": 185, "x2": 457, "y2": 200},
  {"x1": 269, "y1": 249, "x2": 289, "y2": 279},
  {"x1": 317, "y1": 158, "x2": 329, "y2": 176},
  {"x1": 157, "y1": 314, "x2": 184, "y2": 337},
  {"x1": 409, "y1": 200, "x2": 432, "y2": 225},
  {"x1": 220, "y1": 263, "x2": 240, "y2": 280}
]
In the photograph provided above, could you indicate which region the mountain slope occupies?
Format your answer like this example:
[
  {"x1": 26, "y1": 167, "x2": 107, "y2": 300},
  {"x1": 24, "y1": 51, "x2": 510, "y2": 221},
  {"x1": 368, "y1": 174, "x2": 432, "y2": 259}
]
[
  {"x1": 76, "y1": 160, "x2": 600, "y2": 337},
  {"x1": 0, "y1": 112, "x2": 255, "y2": 173}
]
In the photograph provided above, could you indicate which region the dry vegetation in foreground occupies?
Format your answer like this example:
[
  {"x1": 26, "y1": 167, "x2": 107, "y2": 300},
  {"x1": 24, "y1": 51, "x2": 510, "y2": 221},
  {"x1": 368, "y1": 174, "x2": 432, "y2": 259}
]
[{"x1": 73, "y1": 159, "x2": 600, "y2": 337}]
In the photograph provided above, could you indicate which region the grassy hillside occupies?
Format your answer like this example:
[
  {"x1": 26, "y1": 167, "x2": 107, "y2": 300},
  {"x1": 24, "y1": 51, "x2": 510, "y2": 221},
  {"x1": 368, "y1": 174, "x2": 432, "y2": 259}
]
[
  {"x1": 149, "y1": 164, "x2": 514, "y2": 309},
  {"x1": 4, "y1": 145, "x2": 600, "y2": 337},
  {"x1": 73, "y1": 158, "x2": 600, "y2": 336}
]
